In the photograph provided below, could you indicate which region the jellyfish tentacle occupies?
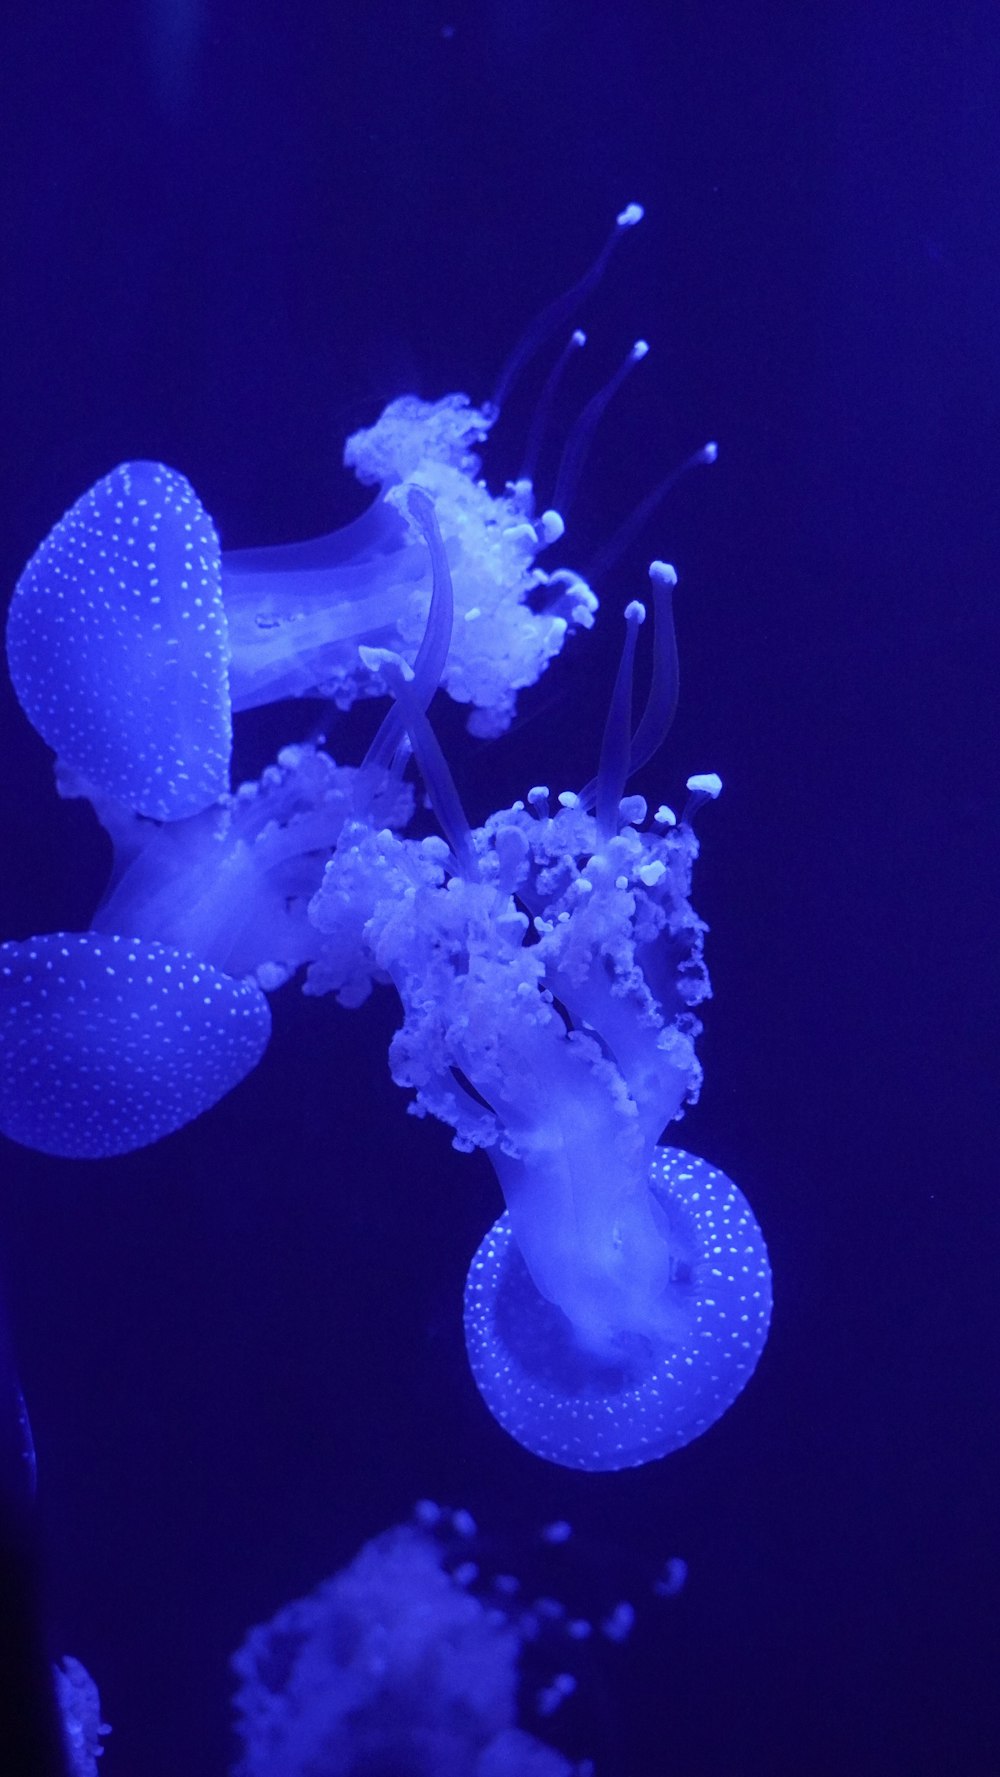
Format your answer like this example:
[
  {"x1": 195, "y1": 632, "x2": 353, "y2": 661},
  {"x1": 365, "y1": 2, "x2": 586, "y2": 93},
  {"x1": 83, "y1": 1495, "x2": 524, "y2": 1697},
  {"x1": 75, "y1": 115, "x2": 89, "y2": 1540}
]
[
  {"x1": 357, "y1": 484, "x2": 455, "y2": 788},
  {"x1": 580, "y1": 559, "x2": 679, "y2": 814},
  {"x1": 519, "y1": 327, "x2": 587, "y2": 487},
  {"x1": 626, "y1": 560, "x2": 681, "y2": 773},
  {"x1": 552, "y1": 339, "x2": 649, "y2": 522},
  {"x1": 596, "y1": 599, "x2": 645, "y2": 842},
  {"x1": 492, "y1": 200, "x2": 644, "y2": 411},
  {"x1": 586, "y1": 439, "x2": 718, "y2": 584},
  {"x1": 359, "y1": 647, "x2": 478, "y2": 882}
]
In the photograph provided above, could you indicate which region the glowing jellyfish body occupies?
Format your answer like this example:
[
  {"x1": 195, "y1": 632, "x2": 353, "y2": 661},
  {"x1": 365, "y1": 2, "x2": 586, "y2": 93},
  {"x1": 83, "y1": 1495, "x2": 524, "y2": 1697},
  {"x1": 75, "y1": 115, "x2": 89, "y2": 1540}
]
[
  {"x1": 0, "y1": 933, "x2": 270, "y2": 1159},
  {"x1": 465, "y1": 1149, "x2": 771, "y2": 1472}
]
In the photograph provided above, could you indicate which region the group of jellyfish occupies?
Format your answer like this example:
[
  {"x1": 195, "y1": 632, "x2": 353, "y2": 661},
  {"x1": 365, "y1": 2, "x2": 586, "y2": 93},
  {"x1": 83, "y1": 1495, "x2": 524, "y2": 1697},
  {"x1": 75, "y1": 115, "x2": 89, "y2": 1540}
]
[{"x1": 3, "y1": 206, "x2": 772, "y2": 1773}]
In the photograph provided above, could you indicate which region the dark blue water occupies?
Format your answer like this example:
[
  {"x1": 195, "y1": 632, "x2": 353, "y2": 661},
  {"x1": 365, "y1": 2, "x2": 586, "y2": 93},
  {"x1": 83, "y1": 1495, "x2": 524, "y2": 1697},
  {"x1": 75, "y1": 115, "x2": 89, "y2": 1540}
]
[{"x1": 0, "y1": 4, "x2": 996, "y2": 1773}]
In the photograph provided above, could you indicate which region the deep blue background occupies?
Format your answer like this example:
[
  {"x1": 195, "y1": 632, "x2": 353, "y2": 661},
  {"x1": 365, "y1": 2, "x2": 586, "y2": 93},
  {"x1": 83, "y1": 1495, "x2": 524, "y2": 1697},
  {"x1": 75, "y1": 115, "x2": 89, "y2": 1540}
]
[{"x1": 0, "y1": 3, "x2": 997, "y2": 1774}]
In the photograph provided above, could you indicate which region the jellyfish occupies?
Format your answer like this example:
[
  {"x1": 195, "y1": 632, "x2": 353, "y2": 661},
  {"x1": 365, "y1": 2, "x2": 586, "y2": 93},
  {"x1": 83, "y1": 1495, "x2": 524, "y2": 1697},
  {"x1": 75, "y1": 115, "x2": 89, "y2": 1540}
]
[
  {"x1": 308, "y1": 572, "x2": 772, "y2": 1471},
  {"x1": 0, "y1": 466, "x2": 575, "y2": 1163},
  {"x1": 6, "y1": 409, "x2": 594, "y2": 823},
  {"x1": 5, "y1": 206, "x2": 667, "y2": 824},
  {"x1": 231, "y1": 1504, "x2": 620, "y2": 1777},
  {"x1": 0, "y1": 490, "x2": 459, "y2": 1161}
]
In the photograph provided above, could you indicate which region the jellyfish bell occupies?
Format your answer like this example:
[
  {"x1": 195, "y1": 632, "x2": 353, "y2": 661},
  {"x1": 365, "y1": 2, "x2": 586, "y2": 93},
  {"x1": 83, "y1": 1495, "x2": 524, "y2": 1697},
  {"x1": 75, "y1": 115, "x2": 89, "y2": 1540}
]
[
  {"x1": 6, "y1": 461, "x2": 232, "y2": 822},
  {"x1": 0, "y1": 932, "x2": 271, "y2": 1160},
  {"x1": 465, "y1": 1148, "x2": 772, "y2": 1473}
]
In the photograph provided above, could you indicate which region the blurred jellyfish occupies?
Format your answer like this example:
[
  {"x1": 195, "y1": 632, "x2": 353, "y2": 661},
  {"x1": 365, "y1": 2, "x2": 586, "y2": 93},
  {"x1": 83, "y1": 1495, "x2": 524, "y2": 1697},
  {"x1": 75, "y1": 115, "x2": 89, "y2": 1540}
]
[
  {"x1": 229, "y1": 1505, "x2": 647, "y2": 1777},
  {"x1": 54, "y1": 1657, "x2": 109, "y2": 1777},
  {"x1": 0, "y1": 1285, "x2": 35, "y2": 1511}
]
